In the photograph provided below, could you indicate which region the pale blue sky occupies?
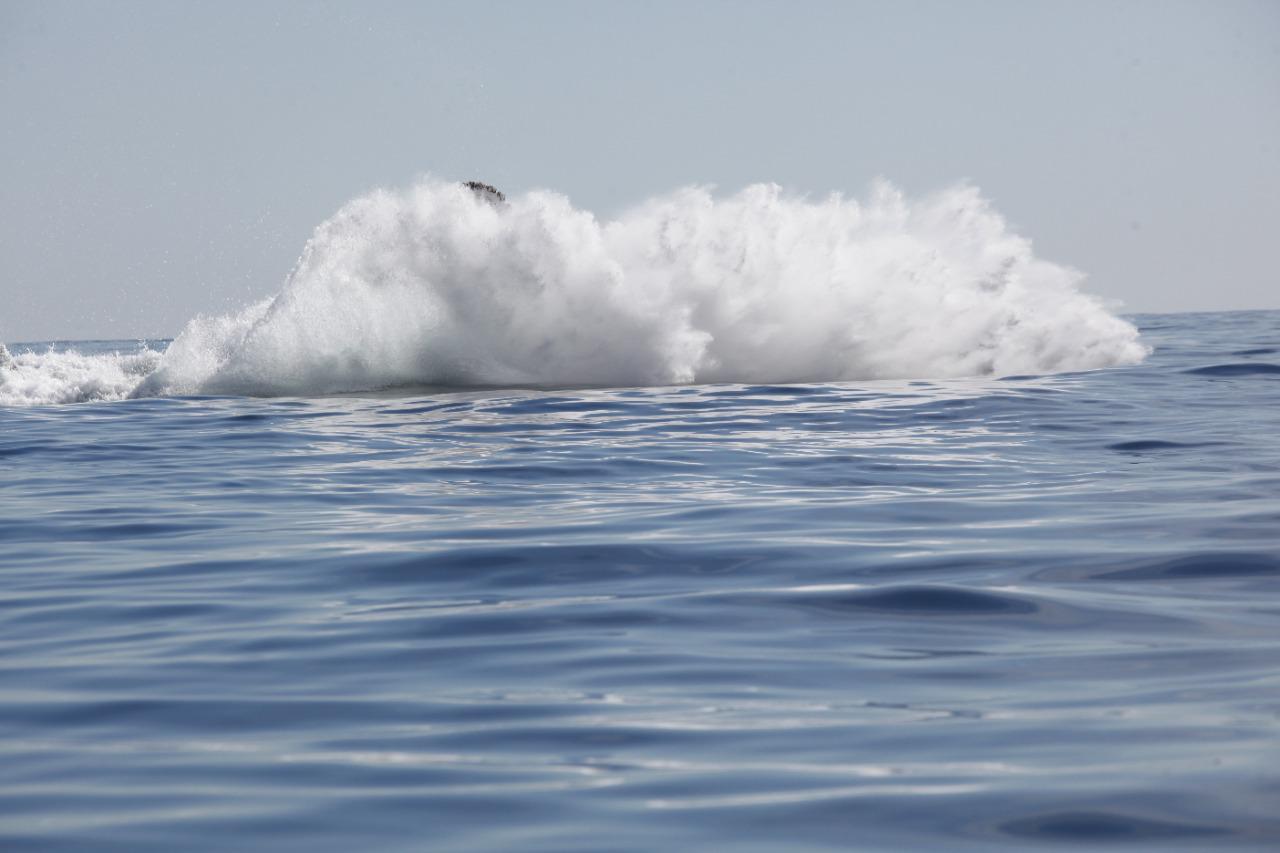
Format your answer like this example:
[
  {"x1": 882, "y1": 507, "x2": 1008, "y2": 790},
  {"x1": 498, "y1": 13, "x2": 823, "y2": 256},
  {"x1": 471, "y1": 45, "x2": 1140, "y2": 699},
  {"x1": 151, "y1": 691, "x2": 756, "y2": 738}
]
[{"x1": 2, "y1": 0, "x2": 1277, "y2": 341}]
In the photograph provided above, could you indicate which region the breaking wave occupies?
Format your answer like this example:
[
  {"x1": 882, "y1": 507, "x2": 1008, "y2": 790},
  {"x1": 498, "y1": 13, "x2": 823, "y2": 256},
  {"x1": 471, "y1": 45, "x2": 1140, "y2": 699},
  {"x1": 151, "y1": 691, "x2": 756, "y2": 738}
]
[{"x1": 2, "y1": 178, "x2": 1147, "y2": 405}]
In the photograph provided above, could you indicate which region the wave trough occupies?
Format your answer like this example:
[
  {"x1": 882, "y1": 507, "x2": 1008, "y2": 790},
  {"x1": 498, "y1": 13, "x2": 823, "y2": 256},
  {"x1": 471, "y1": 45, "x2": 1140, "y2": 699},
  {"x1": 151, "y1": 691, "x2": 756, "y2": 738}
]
[{"x1": 4, "y1": 179, "x2": 1147, "y2": 405}]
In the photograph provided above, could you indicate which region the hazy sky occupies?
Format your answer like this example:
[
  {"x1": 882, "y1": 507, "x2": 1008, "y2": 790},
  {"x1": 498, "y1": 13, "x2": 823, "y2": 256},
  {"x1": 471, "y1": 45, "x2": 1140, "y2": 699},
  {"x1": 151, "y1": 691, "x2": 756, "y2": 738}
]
[{"x1": 2, "y1": 0, "x2": 1277, "y2": 341}]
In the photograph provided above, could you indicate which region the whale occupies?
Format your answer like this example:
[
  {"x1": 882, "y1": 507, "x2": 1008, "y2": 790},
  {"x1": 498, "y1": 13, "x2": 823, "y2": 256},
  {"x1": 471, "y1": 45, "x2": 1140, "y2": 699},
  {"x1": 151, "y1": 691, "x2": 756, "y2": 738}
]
[{"x1": 463, "y1": 181, "x2": 505, "y2": 205}]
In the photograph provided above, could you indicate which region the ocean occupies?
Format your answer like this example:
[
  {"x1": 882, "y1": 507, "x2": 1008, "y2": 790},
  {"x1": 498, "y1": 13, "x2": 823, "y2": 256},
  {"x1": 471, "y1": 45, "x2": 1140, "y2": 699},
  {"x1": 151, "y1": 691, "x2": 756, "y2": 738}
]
[{"x1": 1, "y1": 182, "x2": 1278, "y2": 850}]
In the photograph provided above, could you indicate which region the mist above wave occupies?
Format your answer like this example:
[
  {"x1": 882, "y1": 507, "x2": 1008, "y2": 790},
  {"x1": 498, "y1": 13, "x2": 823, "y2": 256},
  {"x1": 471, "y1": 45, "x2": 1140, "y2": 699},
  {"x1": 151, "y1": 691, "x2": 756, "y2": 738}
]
[{"x1": 6, "y1": 178, "x2": 1147, "y2": 404}]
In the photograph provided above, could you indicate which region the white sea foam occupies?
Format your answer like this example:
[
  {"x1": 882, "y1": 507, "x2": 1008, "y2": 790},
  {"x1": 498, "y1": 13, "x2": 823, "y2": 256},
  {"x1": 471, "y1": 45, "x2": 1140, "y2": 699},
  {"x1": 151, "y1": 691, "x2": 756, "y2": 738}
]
[
  {"x1": 3, "y1": 178, "x2": 1148, "y2": 405},
  {"x1": 0, "y1": 346, "x2": 162, "y2": 407}
]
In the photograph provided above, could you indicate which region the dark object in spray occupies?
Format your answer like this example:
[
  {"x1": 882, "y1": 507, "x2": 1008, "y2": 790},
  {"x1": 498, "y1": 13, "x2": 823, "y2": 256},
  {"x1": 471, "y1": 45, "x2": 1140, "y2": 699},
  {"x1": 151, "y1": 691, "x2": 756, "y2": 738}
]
[{"x1": 463, "y1": 181, "x2": 506, "y2": 205}]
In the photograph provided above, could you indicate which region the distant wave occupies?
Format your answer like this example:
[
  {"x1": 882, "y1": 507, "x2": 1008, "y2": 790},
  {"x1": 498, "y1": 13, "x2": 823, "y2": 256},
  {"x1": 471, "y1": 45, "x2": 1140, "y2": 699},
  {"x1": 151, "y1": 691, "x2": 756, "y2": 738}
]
[{"x1": 3, "y1": 178, "x2": 1148, "y2": 405}]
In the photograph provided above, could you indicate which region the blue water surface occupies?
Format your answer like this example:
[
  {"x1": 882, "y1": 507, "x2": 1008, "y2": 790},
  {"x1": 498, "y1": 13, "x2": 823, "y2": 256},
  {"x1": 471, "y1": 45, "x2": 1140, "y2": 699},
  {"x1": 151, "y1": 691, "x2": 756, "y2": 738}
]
[{"x1": 2, "y1": 311, "x2": 1278, "y2": 850}]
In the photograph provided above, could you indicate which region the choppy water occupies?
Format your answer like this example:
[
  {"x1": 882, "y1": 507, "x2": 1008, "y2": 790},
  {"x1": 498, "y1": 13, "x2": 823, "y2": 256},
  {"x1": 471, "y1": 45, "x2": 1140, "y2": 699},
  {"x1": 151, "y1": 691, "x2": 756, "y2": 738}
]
[{"x1": 2, "y1": 309, "x2": 1278, "y2": 850}]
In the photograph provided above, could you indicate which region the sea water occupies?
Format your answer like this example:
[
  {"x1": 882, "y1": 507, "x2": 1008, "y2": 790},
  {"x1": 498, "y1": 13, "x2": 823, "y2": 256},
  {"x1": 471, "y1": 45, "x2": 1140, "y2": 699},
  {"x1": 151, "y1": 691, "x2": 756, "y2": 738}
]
[{"x1": 1, "y1": 181, "x2": 1277, "y2": 850}]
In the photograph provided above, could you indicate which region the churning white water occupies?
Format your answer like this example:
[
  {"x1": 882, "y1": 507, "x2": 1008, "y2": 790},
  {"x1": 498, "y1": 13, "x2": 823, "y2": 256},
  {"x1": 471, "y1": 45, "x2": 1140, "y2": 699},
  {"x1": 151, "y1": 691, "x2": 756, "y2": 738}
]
[
  {"x1": 3, "y1": 179, "x2": 1147, "y2": 405},
  {"x1": 0, "y1": 346, "x2": 161, "y2": 407}
]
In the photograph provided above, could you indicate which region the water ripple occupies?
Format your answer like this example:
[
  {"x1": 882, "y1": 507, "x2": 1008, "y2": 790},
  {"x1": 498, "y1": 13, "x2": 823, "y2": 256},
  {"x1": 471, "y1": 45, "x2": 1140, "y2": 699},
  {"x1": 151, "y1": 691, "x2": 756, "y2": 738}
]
[{"x1": 1, "y1": 311, "x2": 1278, "y2": 850}]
